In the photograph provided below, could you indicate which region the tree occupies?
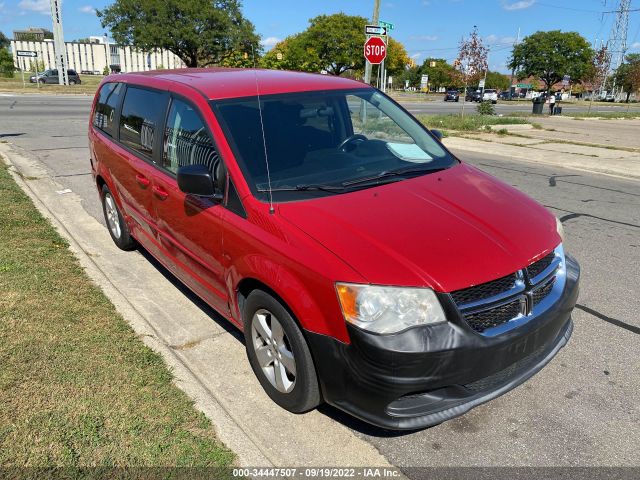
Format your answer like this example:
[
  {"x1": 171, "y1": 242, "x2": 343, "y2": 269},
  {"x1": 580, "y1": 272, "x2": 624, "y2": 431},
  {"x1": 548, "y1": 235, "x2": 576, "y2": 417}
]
[
  {"x1": 454, "y1": 27, "x2": 488, "y2": 117},
  {"x1": 0, "y1": 48, "x2": 16, "y2": 78},
  {"x1": 615, "y1": 54, "x2": 640, "y2": 103},
  {"x1": 0, "y1": 32, "x2": 9, "y2": 50},
  {"x1": 385, "y1": 37, "x2": 410, "y2": 76},
  {"x1": 420, "y1": 58, "x2": 459, "y2": 90},
  {"x1": 97, "y1": 0, "x2": 260, "y2": 68},
  {"x1": 397, "y1": 65, "x2": 421, "y2": 89},
  {"x1": 300, "y1": 13, "x2": 368, "y2": 76},
  {"x1": 508, "y1": 30, "x2": 594, "y2": 93},
  {"x1": 260, "y1": 34, "x2": 322, "y2": 72},
  {"x1": 485, "y1": 71, "x2": 510, "y2": 90}
]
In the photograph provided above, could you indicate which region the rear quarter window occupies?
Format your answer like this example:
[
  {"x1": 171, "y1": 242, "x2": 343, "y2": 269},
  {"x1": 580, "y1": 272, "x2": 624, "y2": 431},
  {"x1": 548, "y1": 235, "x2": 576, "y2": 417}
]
[
  {"x1": 119, "y1": 87, "x2": 167, "y2": 159},
  {"x1": 93, "y1": 82, "x2": 125, "y2": 137}
]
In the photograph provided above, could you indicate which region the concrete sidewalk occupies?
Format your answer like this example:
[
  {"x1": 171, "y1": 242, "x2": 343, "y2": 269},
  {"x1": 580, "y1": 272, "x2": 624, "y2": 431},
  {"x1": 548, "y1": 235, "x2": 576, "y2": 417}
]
[
  {"x1": 0, "y1": 142, "x2": 399, "y2": 470},
  {"x1": 443, "y1": 133, "x2": 640, "y2": 180}
]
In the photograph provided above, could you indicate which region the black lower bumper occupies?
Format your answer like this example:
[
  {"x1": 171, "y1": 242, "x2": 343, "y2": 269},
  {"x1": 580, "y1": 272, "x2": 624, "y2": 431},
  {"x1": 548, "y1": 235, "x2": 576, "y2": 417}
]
[{"x1": 306, "y1": 254, "x2": 580, "y2": 430}]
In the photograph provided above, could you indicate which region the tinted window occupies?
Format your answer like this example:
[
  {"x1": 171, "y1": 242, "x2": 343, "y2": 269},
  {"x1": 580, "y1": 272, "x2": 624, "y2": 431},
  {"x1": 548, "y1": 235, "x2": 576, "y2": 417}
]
[
  {"x1": 163, "y1": 98, "x2": 219, "y2": 175},
  {"x1": 119, "y1": 87, "x2": 166, "y2": 158},
  {"x1": 93, "y1": 82, "x2": 124, "y2": 137}
]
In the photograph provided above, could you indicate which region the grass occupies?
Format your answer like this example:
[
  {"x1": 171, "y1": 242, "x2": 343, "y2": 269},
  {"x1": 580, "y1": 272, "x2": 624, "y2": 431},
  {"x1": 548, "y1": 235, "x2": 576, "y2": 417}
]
[
  {"x1": 419, "y1": 114, "x2": 529, "y2": 133},
  {"x1": 0, "y1": 158, "x2": 235, "y2": 468},
  {"x1": 0, "y1": 72, "x2": 102, "y2": 95}
]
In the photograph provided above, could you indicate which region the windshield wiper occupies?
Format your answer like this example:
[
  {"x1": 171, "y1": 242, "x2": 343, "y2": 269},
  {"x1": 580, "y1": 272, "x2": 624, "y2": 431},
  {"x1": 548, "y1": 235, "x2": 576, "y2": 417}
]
[
  {"x1": 257, "y1": 184, "x2": 346, "y2": 193},
  {"x1": 342, "y1": 165, "x2": 447, "y2": 187}
]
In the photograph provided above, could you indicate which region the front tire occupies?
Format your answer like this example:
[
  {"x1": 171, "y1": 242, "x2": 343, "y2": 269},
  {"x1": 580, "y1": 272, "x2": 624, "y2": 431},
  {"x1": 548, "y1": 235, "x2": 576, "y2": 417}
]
[
  {"x1": 100, "y1": 184, "x2": 136, "y2": 251},
  {"x1": 243, "y1": 290, "x2": 321, "y2": 413}
]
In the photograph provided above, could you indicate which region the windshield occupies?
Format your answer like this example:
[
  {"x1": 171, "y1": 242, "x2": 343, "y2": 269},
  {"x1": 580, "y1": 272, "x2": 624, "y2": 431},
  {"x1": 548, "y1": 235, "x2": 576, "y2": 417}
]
[{"x1": 212, "y1": 88, "x2": 457, "y2": 201}]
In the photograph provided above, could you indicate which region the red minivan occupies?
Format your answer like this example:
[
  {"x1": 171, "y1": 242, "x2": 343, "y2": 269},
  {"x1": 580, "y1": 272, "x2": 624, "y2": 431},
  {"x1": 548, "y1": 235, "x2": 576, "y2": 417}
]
[{"x1": 89, "y1": 69, "x2": 580, "y2": 430}]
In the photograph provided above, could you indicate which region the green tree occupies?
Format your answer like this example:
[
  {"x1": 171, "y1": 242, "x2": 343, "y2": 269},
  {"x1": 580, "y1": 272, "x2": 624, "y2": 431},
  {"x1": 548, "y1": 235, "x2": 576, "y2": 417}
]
[
  {"x1": 97, "y1": 0, "x2": 260, "y2": 68},
  {"x1": 385, "y1": 37, "x2": 410, "y2": 76},
  {"x1": 508, "y1": 30, "x2": 594, "y2": 93},
  {"x1": 0, "y1": 32, "x2": 9, "y2": 50},
  {"x1": 397, "y1": 65, "x2": 421, "y2": 89},
  {"x1": 0, "y1": 48, "x2": 16, "y2": 78},
  {"x1": 260, "y1": 34, "x2": 322, "y2": 72},
  {"x1": 485, "y1": 71, "x2": 510, "y2": 90},
  {"x1": 300, "y1": 13, "x2": 368, "y2": 76},
  {"x1": 420, "y1": 58, "x2": 458, "y2": 90},
  {"x1": 614, "y1": 54, "x2": 640, "y2": 102}
]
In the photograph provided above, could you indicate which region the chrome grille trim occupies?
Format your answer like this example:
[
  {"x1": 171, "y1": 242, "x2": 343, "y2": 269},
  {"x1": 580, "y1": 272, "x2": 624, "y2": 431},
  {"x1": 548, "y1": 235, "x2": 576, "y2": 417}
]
[{"x1": 449, "y1": 244, "x2": 566, "y2": 336}]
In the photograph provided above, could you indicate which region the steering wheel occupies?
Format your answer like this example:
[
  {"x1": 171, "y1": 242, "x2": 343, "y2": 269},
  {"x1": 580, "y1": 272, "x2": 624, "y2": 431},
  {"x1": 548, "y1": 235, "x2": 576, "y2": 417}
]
[{"x1": 337, "y1": 134, "x2": 367, "y2": 152}]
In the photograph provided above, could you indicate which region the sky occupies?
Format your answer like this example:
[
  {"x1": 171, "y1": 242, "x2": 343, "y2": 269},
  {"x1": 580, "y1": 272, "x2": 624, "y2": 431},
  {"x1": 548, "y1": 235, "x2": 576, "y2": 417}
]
[{"x1": 1, "y1": 0, "x2": 639, "y2": 73}]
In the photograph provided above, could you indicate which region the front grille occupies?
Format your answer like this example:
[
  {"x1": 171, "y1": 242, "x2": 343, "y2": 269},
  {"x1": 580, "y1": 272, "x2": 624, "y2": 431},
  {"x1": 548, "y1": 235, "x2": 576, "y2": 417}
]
[
  {"x1": 450, "y1": 273, "x2": 517, "y2": 305},
  {"x1": 532, "y1": 277, "x2": 556, "y2": 306},
  {"x1": 464, "y1": 299, "x2": 523, "y2": 333},
  {"x1": 527, "y1": 252, "x2": 555, "y2": 279}
]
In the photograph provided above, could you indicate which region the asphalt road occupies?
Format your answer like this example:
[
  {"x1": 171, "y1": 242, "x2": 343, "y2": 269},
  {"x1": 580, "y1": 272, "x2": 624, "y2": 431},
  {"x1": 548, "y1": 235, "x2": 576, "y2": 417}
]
[{"x1": 1, "y1": 93, "x2": 639, "y2": 469}]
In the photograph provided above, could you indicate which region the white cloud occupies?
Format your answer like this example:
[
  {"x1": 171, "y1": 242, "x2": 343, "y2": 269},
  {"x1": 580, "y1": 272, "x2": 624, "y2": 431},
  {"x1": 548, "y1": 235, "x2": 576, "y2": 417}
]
[
  {"x1": 79, "y1": 5, "x2": 96, "y2": 14},
  {"x1": 409, "y1": 35, "x2": 438, "y2": 41},
  {"x1": 410, "y1": 53, "x2": 422, "y2": 60},
  {"x1": 18, "y1": 0, "x2": 50, "y2": 15},
  {"x1": 421, "y1": 1, "x2": 430, "y2": 5},
  {"x1": 631, "y1": 42, "x2": 640, "y2": 49},
  {"x1": 260, "y1": 36, "x2": 281, "y2": 48},
  {"x1": 503, "y1": 0, "x2": 535, "y2": 11}
]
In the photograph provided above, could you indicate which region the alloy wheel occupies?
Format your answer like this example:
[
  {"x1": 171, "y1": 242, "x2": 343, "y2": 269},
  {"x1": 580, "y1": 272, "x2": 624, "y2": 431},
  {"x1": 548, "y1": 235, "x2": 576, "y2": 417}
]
[
  {"x1": 104, "y1": 193, "x2": 122, "y2": 239},
  {"x1": 251, "y1": 308, "x2": 297, "y2": 393}
]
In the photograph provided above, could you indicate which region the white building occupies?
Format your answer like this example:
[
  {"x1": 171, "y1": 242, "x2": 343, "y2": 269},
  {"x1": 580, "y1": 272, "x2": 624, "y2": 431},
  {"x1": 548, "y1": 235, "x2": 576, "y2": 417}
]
[{"x1": 11, "y1": 39, "x2": 185, "y2": 74}]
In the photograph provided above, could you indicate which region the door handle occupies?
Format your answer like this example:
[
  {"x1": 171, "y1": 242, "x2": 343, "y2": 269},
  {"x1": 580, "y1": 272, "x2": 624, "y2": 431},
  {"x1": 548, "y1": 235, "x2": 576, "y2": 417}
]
[
  {"x1": 152, "y1": 185, "x2": 169, "y2": 201},
  {"x1": 135, "y1": 174, "x2": 150, "y2": 188}
]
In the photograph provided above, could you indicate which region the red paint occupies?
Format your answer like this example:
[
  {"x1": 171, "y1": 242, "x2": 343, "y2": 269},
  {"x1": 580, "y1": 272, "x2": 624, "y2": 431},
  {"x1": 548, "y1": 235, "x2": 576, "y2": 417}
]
[
  {"x1": 89, "y1": 69, "x2": 560, "y2": 345},
  {"x1": 364, "y1": 37, "x2": 387, "y2": 64}
]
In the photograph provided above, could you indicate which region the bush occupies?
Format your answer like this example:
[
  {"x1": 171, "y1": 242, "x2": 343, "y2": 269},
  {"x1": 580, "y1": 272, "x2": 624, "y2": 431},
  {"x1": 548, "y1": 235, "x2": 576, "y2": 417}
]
[
  {"x1": 477, "y1": 101, "x2": 495, "y2": 115},
  {"x1": 0, "y1": 48, "x2": 16, "y2": 78}
]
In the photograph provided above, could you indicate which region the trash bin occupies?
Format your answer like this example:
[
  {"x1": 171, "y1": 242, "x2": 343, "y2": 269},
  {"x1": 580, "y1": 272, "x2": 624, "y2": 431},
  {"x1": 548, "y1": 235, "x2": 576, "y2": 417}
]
[{"x1": 532, "y1": 96, "x2": 544, "y2": 114}]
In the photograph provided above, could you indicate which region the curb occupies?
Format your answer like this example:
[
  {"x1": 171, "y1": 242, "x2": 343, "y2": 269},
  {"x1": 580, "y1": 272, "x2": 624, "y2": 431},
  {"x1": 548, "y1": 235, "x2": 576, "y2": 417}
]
[{"x1": 0, "y1": 142, "x2": 400, "y2": 471}]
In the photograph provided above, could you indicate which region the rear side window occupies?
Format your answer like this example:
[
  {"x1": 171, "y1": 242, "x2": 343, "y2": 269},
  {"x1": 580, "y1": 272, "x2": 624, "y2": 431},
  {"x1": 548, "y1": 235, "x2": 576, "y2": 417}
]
[
  {"x1": 162, "y1": 98, "x2": 219, "y2": 175},
  {"x1": 93, "y1": 82, "x2": 124, "y2": 137},
  {"x1": 119, "y1": 87, "x2": 166, "y2": 159}
]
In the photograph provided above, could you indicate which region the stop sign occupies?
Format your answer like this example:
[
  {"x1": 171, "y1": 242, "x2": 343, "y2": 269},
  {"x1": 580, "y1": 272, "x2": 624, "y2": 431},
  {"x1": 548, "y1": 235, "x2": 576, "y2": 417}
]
[{"x1": 364, "y1": 37, "x2": 387, "y2": 64}]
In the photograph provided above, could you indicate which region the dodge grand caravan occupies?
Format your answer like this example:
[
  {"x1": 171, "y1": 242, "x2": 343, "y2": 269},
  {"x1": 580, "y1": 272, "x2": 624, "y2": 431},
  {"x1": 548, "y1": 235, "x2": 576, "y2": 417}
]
[{"x1": 89, "y1": 69, "x2": 580, "y2": 430}]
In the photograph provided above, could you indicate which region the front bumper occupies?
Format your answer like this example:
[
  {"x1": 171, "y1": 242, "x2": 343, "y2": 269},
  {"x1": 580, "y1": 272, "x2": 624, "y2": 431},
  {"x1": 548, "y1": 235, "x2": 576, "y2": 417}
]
[{"x1": 306, "y1": 254, "x2": 580, "y2": 430}]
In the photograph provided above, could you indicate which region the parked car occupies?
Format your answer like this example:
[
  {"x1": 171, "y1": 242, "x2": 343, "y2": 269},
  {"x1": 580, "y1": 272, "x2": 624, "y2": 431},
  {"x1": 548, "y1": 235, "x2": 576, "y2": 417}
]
[
  {"x1": 30, "y1": 69, "x2": 81, "y2": 85},
  {"x1": 482, "y1": 89, "x2": 498, "y2": 104},
  {"x1": 465, "y1": 89, "x2": 482, "y2": 102},
  {"x1": 444, "y1": 89, "x2": 459, "y2": 102},
  {"x1": 498, "y1": 91, "x2": 510, "y2": 100},
  {"x1": 89, "y1": 69, "x2": 579, "y2": 430}
]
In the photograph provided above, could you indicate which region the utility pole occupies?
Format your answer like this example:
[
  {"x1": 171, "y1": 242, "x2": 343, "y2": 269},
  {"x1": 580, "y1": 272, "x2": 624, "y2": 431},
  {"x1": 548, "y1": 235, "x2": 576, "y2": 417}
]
[
  {"x1": 363, "y1": 0, "x2": 380, "y2": 86},
  {"x1": 509, "y1": 28, "x2": 520, "y2": 100},
  {"x1": 606, "y1": 0, "x2": 631, "y2": 99},
  {"x1": 49, "y1": 0, "x2": 68, "y2": 85}
]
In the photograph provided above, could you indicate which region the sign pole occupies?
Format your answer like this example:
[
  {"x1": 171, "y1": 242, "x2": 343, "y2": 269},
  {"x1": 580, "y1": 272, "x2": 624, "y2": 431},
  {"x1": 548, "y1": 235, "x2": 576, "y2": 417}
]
[
  {"x1": 21, "y1": 58, "x2": 26, "y2": 88},
  {"x1": 364, "y1": 0, "x2": 381, "y2": 86}
]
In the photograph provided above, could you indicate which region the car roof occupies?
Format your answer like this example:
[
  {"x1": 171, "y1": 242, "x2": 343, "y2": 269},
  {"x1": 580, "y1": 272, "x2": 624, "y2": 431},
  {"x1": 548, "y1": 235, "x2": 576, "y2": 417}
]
[{"x1": 107, "y1": 68, "x2": 370, "y2": 100}]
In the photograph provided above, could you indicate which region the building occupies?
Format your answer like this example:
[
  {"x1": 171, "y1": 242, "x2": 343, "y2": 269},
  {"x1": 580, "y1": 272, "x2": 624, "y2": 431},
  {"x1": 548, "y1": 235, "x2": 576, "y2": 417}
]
[
  {"x1": 10, "y1": 38, "x2": 185, "y2": 74},
  {"x1": 13, "y1": 28, "x2": 53, "y2": 41}
]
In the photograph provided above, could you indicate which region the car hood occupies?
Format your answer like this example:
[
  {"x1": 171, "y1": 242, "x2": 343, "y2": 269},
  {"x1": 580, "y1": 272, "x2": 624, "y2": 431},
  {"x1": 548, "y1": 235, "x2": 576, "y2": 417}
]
[{"x1": 277, "y1": 163, "x2": 560, "y2": 292}]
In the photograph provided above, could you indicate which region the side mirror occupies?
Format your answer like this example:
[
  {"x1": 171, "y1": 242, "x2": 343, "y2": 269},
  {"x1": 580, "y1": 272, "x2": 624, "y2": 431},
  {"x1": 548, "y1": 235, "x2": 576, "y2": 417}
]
[
  {"x1": 177, "y1": 164, "x2": 223, "y2": 201},
  {"x1": 431, "y1": 129, "x2": 444, "y2": 140}
]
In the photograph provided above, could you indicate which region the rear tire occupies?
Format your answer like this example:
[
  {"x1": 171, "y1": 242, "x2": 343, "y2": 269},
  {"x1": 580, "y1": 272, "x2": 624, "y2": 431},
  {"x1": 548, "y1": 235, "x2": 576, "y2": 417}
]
[
  {"x1": 243, "y1": 290, "x2": 321, "y2": 413},
  {"x1": 100, "y1": 184, "x2": 136, "y2": 251}
]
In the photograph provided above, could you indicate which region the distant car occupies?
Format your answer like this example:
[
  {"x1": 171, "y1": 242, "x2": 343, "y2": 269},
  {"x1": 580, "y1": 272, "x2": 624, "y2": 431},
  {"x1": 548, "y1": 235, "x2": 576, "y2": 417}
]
[
  {"x1": 604, "y1": 94, "x2": 615, "y2": 102},
  {"x1": 498, "y1": 91, "x2": 511, "y2": 100},
  {"x1": 482, "y1": 89, "x2": 498, "y2": 104},
  {"x1": 29, "y1": 69, "x2": 82, "y2": 85},
  {"x1": 465, "y1": 90, "x2": 482, "y2": 102},
  {"x1": 444, "y1": 90, "x2": 459, "y2": 102}
]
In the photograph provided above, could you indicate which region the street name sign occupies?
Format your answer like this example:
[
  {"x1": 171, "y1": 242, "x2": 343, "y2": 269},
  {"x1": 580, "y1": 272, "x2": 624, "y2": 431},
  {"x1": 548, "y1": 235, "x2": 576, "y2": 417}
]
[{"x1": 379, "y1": 20, "x2": 394, "y2": 31}]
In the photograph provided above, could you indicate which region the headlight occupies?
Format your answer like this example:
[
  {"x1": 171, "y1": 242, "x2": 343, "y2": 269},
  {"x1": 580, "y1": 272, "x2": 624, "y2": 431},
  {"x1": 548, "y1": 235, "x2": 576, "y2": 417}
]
[
  {"x1": 556, "y1": 217, "x2": 565, "y2": 243},
  {"x1": 335, "y1": 283, "x2": 446, "y2": 334}
]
